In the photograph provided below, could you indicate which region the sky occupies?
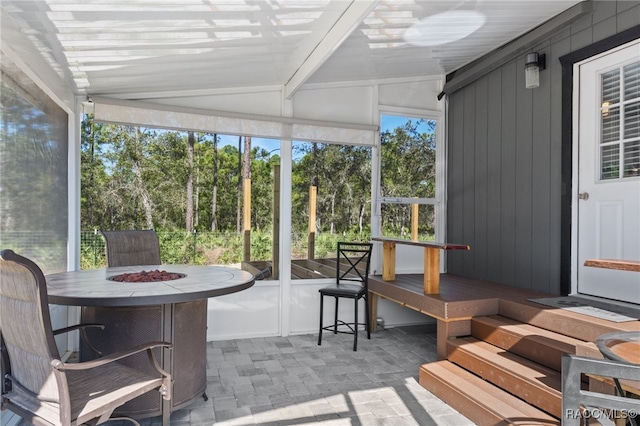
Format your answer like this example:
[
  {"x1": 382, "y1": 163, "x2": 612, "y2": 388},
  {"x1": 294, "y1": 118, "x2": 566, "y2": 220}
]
[
  {"x1": 217, "y1": 134, "x2": 279, "y2": 154},
  {"x1": 215, "y1": 114, "x2": 435, "y2": 156}
]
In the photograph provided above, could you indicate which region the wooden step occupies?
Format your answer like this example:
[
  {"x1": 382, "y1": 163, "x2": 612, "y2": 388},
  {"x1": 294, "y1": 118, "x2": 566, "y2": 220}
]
[
  {"x1": 499, "y1": 299, "x2": 640, "y2": 342},
  {"x1": 419, "y1": 360, "x2": 559, "y2": 425},
  {"x1": 471, "y1": 315, "x2": 585, "y2": 371},
  {"x1": 447, "y1": 336, "x2": 562, "y2": 418}
]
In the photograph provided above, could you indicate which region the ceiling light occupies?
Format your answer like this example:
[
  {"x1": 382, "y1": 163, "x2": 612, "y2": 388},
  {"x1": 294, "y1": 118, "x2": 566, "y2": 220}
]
[{"x1": 404, "y1": 10, "x2": 485, "y2": 47}]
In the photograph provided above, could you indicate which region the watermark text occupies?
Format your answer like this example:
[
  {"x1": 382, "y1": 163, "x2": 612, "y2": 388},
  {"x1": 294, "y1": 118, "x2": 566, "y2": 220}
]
[{"x1": 565, "y1": 408, "x2": 638, "y2": 420}]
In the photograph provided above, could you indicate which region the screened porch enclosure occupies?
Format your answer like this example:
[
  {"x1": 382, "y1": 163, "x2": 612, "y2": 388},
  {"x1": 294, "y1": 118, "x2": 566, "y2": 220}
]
[
  {"x1": 75, "y1": 103, "x2": 445, "y2": 341},
  {"x1": 2, "y1": 0, "x2": 637, "y2": 346},
  {"x1": 4, "y1": 2, "x2": 640, "y2": 425}
]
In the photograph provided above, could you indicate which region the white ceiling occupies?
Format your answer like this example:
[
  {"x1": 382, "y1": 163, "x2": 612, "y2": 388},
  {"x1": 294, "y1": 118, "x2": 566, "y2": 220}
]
[{"x1": 1, "y1": 0, "x2": 582, "y2": 101}]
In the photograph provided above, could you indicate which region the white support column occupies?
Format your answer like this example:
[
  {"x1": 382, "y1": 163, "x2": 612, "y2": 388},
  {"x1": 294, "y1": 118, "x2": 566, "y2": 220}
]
[
  {"x1": 65, "y1": 97, "x2": 83, "y2": 351},
  {"x1": 436, "y1": 94, "x2": 447, "y2": 272},
  {"x1": 68, "y1": 97, "x2": 83, "y2": 272},
  {"x1": 279, "y1": 98, "x2": 294, "y2": 337},
  {"x1": 370, "y1": 85, "x2": 383, "y2": 275}
]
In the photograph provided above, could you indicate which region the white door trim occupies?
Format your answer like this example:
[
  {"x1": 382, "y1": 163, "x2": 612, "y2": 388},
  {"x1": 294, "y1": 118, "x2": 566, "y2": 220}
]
[{"x1": 571, "y1": 39, "x2": 640, "y2": 299}]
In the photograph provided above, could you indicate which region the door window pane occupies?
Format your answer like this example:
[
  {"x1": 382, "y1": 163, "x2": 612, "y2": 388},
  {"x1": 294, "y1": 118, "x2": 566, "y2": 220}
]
[
  {"x1": 624, "y1": 100, "x2": 640, "y2": 139},
  {"x1": 599, "y1": 60, "x2": 640, "y2": 180},
  {"x1": 602, "y1": 69, "x2": 620, "y2": 104},
  {"x1": 624, "y1": 61, "x2": 640, "y2": 100},
  {"x1": 624, "y1": 140, "x2": 640, "y2": 177},
  {"x1": 601, "y1": 145, "x2": 620, "y2": 180},
  {"x1": 601, "y1": 105, "x2": 620, "y2": 143}
]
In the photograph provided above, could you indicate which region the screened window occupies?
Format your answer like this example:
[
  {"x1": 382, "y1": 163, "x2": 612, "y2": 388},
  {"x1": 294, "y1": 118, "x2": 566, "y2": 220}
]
[
  {"x1": 80, "y1": 120, "x2": 282, "y2": 271},
  {"x1": 600, "y1": 60, "x2": 640, "y2": 180},
  {"x1": 379, "y1": 115, "x2": 438, "y2": 240},
  {"x1": 0, "y1": 53, "x2": 69, "y2": 274},
  {"x1": 290, "y1": 141, "x2": 371, "y2": 279}
]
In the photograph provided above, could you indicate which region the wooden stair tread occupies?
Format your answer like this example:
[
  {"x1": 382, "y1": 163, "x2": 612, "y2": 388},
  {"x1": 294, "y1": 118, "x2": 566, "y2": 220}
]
[
  {"x1": 471, "y1": 315, "x2": 584, "y2": 371},
  {"x1": 420, "y1": 360, "x2": 559, "y2": 425},
  {"x1": 447, "y1": 336, "x2": 562, "y2": 417},
  {"x1": 499, "y1": 299, "x2": 640, "y2": 342}
]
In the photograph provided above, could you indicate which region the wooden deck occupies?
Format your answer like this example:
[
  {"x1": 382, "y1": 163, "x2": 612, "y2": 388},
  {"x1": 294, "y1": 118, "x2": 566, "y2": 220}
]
[
  {"x1": 369, "y1": 273, "x2": 550, "y2": 319},
  {"x1": 368, "y1": 273, "x2": 640, "y2": 358}
]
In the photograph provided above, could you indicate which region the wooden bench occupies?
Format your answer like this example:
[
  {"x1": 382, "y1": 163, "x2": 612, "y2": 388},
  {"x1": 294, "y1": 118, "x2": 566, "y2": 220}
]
[
  {"x1": 371, "y1": 237, "x2": 470, "y2": 294},
  {"x1": 584, "y1": 258, "x2": 640, "y2": 272}
]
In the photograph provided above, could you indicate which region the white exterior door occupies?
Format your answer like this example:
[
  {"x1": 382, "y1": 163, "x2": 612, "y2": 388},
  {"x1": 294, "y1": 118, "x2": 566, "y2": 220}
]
[{"x1": 576, "y1": 41, "x2": 640, "y2": 305}]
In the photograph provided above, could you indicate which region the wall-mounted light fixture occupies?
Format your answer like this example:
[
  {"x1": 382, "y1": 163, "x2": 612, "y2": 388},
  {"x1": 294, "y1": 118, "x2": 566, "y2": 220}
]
[
  {"x1": 82, "y1": 96, "x2": 94, "y2": 114},
  {"x1": 524, "y1": 52, "x2": 546, "y2": 89}
]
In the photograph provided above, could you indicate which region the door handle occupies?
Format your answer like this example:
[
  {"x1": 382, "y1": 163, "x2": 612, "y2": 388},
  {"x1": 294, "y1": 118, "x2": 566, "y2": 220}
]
[{"x1": 578, "y1": 192, "x2": 589, "y2": 200}]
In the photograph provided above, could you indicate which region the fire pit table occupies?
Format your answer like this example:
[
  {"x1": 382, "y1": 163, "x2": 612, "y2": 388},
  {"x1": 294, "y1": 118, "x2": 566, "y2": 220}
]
[{"x1": 46, "y1": 265, "x2": 255, "y2": 420}]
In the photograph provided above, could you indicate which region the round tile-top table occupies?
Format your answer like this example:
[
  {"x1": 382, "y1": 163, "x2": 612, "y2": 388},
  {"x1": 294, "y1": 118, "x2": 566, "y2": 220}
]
[
  {"x1": 597, "y1": 331, "x2": 640, "y2": 365},
  {"x1": 47, "y1": 265, "x2": 255, "y2": 420},
  {"x1": 47, "y1": 264, "x2": 255, "y2": 306}
]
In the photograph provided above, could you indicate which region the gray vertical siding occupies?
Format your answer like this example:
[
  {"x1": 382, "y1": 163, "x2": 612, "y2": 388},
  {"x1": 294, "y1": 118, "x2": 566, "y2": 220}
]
[{"x1": 446, "y1": 1, "x2": 640, "y2": 294}]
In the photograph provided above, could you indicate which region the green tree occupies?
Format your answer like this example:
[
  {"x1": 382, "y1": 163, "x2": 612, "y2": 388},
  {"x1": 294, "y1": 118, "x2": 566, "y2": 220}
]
[
  {"x1": 292, "y1": 143, "x2": 371, "y2": 237},
  {"x1": 380, "y1": 119, "x2": 436, "y2": 235}
]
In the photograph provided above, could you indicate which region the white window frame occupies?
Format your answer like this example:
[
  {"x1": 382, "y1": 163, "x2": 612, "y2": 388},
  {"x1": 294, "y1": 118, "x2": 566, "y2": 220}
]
[{"x1": 373, "y1": 106, "x2": 446, "y2": 274}]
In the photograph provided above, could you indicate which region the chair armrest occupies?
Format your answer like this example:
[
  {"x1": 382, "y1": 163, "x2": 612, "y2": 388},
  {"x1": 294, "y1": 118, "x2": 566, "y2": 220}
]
[
  {"x1": 52, "y1": 341, "x2": 173, "y2": 401},
  {"x1": 52, "y1": 341, "x2": 171, "y2": 371},
  {"x1": 53, "y1": 323, "x2": 105, "y2": 357},
  {"x1": 1, "y1": 334, "x2": 10, "y2": 394},
  {"x1": 562, "y1": 355, "x2": 640, "y2": 426},
  {"x1": 53, "y1": 323, "x2": 105, "y2": 336}
]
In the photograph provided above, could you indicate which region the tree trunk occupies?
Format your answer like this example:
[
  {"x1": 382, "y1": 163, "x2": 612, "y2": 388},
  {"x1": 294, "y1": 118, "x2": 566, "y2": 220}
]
[
  {"x1": 140, "y1": 184, "x2": 154, "y2": 230},
  {"x1": 330, "y1": 192, "x2": 336, "y2": 234},
  {"x1": 133, "y1": 128, "x2": 154, "y2": 229},
  {"x1": 243, "y1": 136, "x2": 252, "y2": 179},
  {"x1": 186, "y1": 131, "x2": 194, "y2": 232},
  {"x1": 132, "y1": 160, "x2": 154, "y2": 230},
  {"x1": 211, "y1": 134, "x2": 218, "y2": 232}
]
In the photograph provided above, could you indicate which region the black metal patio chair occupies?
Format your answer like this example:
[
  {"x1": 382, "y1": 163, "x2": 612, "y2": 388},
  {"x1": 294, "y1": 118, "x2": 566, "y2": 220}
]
[{"x1": 318, "y1": 242, "x2": 373, "y2": 351}]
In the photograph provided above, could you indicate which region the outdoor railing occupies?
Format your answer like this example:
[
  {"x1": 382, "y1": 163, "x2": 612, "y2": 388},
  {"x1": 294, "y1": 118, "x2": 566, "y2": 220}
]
[{"x1": 81, "y1": 230, "x2": 370, "y2": 270}]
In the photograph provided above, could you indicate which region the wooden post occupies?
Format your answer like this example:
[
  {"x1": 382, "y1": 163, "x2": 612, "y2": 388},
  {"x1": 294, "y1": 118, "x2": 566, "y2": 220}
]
[
  {"x1": 411, "y1": 202, "x2": 419, "y2": 241},
  {"x1": 308, "y1": 185, "x2": 317, "y2": 260},
  {"x1": 272, "y1": 165, "x2": 280, "y2": 279},
  {"x1": 424, "y1": 247, "x2": 440, "y2": 294},
  {"x1": 381, "y1": 241, "x2": 396, "y2": 281},
  {"x1": 369, "y1": 293, "x2": 379, "y2": 332},
  {"x1": 243, "y1": 178, "x2": 251, "y2": 262}
]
